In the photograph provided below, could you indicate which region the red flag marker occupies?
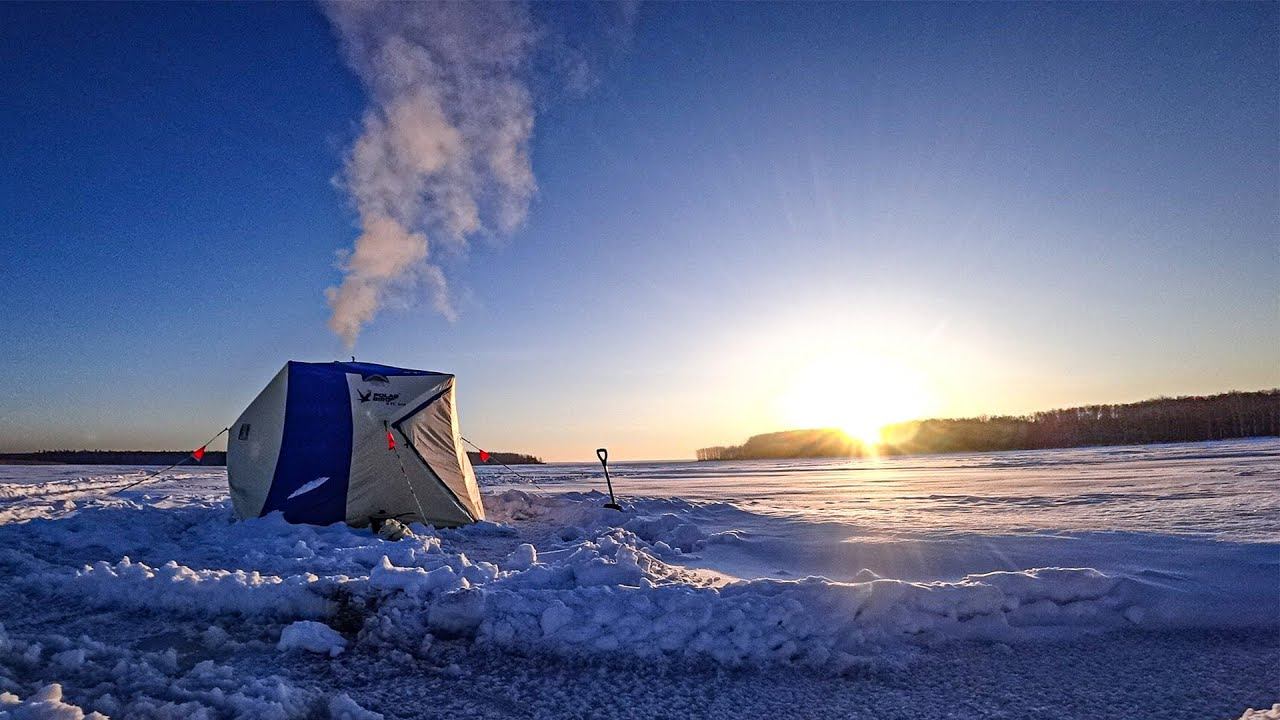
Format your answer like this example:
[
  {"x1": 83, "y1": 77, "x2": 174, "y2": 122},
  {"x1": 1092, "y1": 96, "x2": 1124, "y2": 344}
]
[
  {"x1": 386, "y1": 430, "x2": 396, "y2": 450},
  {"x1": 479, "y1": 450, "x2": 490, "y2": 463},
  {"x1": 191, "y1": 445, "x2": 206, "y2": 462}
]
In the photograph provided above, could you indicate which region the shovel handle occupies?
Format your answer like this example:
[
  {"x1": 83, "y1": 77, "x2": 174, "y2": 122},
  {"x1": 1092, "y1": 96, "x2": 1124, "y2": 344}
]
[{"x1": 596, "y1": 447, "x2": 619, "y2": 509}]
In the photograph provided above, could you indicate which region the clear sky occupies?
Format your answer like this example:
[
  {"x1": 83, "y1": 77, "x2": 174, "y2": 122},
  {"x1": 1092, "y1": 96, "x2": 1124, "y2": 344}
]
[{"x1": 1, "y1": 2, "x2": 1276, "y2": 461}]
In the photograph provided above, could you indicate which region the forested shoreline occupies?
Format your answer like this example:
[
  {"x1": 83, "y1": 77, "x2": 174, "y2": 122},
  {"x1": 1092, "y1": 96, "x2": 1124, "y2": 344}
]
[
  {"x1": 697, "y1": 389, "x2": 1280, "y2": 461},
  {"x1": 0, "y1": 450, "x2": 230, "y2": 466}
]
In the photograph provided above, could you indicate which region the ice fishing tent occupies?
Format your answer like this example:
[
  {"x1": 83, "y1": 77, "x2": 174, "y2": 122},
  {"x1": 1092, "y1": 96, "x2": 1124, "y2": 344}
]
[{"x1": 227, "y1": 361, "x2": 485, "y2": 528}]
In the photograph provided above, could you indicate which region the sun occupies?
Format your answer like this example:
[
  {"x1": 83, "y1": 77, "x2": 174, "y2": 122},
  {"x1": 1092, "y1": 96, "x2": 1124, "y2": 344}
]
[
  {"x1": 842, "y1": 418, "x2": 886, "y2": 448},
  {"x1": 777, "y1": 353, "x2": 933, "y2": 449}
]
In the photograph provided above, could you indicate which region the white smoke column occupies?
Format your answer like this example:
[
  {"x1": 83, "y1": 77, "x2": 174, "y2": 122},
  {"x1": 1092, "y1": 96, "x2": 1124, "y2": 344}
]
[{"x1": 322, "y1": 2, "x2": 537, "y2": 346}]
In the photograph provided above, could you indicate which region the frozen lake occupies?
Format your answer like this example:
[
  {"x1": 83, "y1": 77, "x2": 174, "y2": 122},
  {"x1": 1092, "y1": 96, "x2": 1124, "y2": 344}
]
[
  {"x1": 482, "y1": 438, "x2": 1280, "y2": 539},
  {"x1": 0, "y1": 439, "x2": 1275, "y2": 718}
]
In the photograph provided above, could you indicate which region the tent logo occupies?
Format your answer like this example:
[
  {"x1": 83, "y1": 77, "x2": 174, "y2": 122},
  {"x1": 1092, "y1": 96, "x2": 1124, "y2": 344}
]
[
  {"x1": 361, "y1": 374, "x2": 390, "y2": 384},
  {"x1": 357, "y1": 389, "x2": 401, "y2": 405}
]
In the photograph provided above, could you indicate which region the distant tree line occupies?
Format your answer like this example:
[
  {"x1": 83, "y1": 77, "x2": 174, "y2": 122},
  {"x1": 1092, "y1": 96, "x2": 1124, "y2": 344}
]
[
  {"x1": 697, "y1": 430, "x2": 864, "y2": 461},
  {"x1": 0, "y1": 449, "x2": 545, "y2": 467},
  {"x1": 697, "y1": 389, "x2": 1280, "y2": 461},
  {"x1": 0, "y1": 450, "x2": 228, "y2": 466},
  {"x1": 467, "y1": 451, "x2": 543, "y2": 465}
]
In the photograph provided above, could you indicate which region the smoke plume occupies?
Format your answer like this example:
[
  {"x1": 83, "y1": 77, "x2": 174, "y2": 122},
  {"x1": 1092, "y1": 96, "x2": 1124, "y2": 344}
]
[{"x1": 322, "y1": 2, "x2": 537, "y2": 346}]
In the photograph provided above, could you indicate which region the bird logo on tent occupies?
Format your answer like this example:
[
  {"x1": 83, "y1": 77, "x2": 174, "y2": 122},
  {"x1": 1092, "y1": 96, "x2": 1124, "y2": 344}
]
[{"x1": 357, "y1": 389, "x2": 401, "y2": 405}]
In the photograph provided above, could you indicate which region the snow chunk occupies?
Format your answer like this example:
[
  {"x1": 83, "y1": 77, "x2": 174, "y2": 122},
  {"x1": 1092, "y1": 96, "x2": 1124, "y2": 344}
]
[
  {"x1": 428, "y1": 588, "x2": 487, "y2": 636},
  {"x1": 540, "y1": 600, "x2": 574, "y2": 637},
  {"x1": 277, "y1": 620, "x2": 347, "y2": 657},
  {"x1": 201, "y1": 624, "x2": 231, "y2": 648},
  {"x1": 623, "y1": 513, "x2": 706, "y2": 552},
  {"x1": 369, "y1": 556, "x2": 461, "y2": 596},
  {"x1": 51, "y1": 649, "x2": 85, "y2": 670},
  {"x1": 503, "y1": 543, "x2": 537, "y2": 571},
  {"x1": 0, "y1": 683, "x2": 108, "y2": 720},
  {"x1": 328, "y1": 693, "x2": 384, "y2": 720}
]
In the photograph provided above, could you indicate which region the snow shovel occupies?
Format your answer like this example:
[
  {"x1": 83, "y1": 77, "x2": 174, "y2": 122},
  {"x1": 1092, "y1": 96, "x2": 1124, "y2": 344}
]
[{"x1": 596, "y1": 447, "x2": 622, "y2": 511}]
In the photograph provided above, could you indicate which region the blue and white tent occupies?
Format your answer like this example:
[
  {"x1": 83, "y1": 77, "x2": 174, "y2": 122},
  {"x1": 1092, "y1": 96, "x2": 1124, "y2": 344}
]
[{"x1": 227, "y1": 361, "x2": 485, "y2": 528}]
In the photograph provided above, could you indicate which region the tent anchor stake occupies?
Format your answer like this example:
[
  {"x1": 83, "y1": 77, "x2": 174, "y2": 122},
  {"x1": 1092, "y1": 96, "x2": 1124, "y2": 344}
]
[{"x1": 597, "y1": 447, "x2": 622, "y2": 511}]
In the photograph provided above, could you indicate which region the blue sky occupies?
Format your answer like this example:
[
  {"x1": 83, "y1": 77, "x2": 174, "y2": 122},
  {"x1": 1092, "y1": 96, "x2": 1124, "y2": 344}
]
[{"x1": 1, "y1": 2, "x2": 1276, "y2": 460}]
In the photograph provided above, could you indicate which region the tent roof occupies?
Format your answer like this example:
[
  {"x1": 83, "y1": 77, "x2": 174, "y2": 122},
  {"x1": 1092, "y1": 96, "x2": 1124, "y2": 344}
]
[{"x1": 287, "y1": 360, "x2": 452, "y2": 379}]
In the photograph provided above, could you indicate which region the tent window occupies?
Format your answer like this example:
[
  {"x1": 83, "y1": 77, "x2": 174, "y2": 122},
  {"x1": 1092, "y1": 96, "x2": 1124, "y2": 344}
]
[{"x1": 238, "y1": 423, "x2": 251, "y2": 441}]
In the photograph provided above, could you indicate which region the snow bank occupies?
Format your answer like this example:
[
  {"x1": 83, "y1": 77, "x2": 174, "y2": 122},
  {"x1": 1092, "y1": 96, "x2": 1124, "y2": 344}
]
[
  {"x1": 74, "y1": 557, "x2": 333, "y2": 619},
  {"x1": 343, "y1": 490, "x2": 1275, "y2": 673},
  {"x1": 361, "y1": 527, "x2": 1150, "y2": 671}
]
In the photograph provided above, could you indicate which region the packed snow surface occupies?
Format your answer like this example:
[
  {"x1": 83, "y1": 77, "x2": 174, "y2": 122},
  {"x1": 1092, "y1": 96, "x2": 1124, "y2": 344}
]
[{"x1": 0, "y1": 439, "x2": 1275, "y2": 718}]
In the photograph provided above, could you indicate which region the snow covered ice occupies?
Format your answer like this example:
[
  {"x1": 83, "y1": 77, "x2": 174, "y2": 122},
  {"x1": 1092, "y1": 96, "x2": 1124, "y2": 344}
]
[{"x1": 0, "y1": 440, "x2": 1275, "y2": 718}]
